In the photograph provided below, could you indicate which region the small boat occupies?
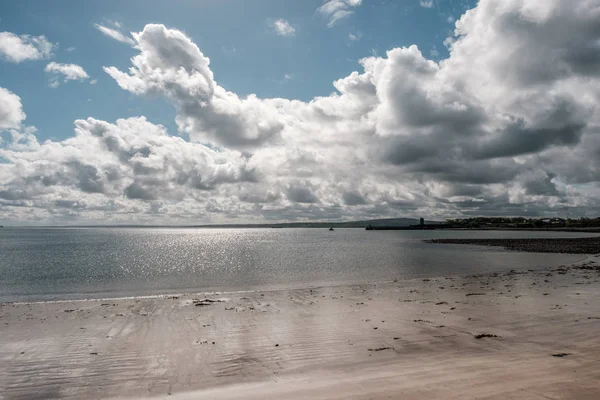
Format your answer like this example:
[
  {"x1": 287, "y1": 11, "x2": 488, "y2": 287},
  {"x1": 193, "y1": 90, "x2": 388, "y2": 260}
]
[{"x1": 329, "y1": 227, "x2": 334, "y2": 231}]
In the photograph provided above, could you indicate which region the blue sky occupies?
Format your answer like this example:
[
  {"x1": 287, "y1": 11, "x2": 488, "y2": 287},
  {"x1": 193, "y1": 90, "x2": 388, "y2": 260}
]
[{"x1": 0, "y1": 0, "x2": 475, "y2": 142}]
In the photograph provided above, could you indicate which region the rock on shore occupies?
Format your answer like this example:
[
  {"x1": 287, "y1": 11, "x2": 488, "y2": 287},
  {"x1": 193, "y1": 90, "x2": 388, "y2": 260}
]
[{"x1": 424, "y1": 237, "x2": 600, "y2": 254}]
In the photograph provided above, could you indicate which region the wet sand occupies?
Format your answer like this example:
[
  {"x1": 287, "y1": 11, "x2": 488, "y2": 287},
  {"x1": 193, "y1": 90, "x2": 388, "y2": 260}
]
[{"x1": 2, "y1": 256, "x2": 600, "y2": 399}]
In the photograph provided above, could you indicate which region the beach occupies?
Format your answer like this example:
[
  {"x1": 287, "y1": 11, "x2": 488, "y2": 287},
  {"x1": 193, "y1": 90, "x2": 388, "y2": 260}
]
[{"x1": 2, "y1": 254, "x2": 600, "y2": 399}]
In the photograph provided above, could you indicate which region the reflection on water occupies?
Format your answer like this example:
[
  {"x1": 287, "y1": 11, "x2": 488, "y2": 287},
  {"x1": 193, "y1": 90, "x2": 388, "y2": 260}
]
[{"x1": 0, "y1": 228, "x2": 593, "y2": 302}]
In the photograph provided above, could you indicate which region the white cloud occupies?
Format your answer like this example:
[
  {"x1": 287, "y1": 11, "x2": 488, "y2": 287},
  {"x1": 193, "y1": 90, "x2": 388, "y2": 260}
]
[
  {"x1": 103, "y1": 24, "x2": 283, "y2": 149},
  {"x1": 0, "y1": 115, "x2": 257, "y2": 223},
  {"x1": 0, "y1": 32, "x2": 54, "y2": 63},
  {"x1": 66, "y1": 47, "x2": 76, "y2": 52},
  {"x1": 45, "y1": 62, "x2": 90, "y2": 87},
  {"x1": 94, "y1": 23, "x2": 135, "y2": 46},
  {"x1": 3, "y1": 0, "x2": 600, "y2": 224},
  {"x1": 348, "y1": 32, "x2": 361, "y2": 41},
  {"x1": 8, "y1": 126, "x2": 40, "y2": 152},
  {"x1": 419, "y1": 0, "x2": 434, "y2": 8},
  {"x1": 270, "y1": 19, "x2": 296, "y2": 37},
  {"x1": 0, "y1": 87, "x2": 26, "y2": 130},
  {"x1": 318, "y1": 0, "x2": 362, "y2": 27}
]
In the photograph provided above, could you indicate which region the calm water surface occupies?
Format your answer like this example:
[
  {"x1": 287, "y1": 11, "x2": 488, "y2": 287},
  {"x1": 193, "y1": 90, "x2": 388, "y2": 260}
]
[{"x1": 0, "y1": 228, "x2": 595, "y2": 302}]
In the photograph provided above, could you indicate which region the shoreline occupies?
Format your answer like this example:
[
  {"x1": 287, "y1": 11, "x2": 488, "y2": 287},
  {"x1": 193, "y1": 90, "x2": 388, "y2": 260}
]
[
  {"x1": 425, "y1": 237, "x2": 600, "y2": 254},
  {"x1": 2, "y1": 255, "x2": 600, "y2": 399},
  {"x1": 3, "y1": 253, "x2": 592, "y2": 306}
]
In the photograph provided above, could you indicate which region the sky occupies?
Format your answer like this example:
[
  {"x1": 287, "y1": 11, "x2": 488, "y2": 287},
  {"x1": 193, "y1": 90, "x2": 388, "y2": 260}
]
[{"x1": 0, "y1": 0, "x2": 599, "y2": 225}]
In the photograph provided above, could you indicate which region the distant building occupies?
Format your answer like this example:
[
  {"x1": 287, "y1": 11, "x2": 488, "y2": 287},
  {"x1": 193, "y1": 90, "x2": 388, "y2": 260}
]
[{"x1": 420, "y1": 217, "x2": 424, "y2": 226}]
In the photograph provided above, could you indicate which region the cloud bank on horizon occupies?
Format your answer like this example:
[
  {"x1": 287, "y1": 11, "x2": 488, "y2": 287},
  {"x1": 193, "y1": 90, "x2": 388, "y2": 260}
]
[{"x1": 1, "y1": 0, "x2": 600, "y2": 225}]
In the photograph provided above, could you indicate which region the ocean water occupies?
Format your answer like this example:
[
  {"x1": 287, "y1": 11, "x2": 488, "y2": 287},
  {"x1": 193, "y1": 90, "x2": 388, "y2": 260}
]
[{"x1": 0, "y1": 227, "x2": 594, "y2": 302}]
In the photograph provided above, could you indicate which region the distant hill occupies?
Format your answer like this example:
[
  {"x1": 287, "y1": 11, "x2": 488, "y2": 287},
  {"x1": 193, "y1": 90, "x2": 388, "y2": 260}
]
[
  {"x1": 191, "y1": 218, "x2": 442, "y2": 229},
  {"x1": 14, "y1": 218, "x2": 443, "y2": 229}
]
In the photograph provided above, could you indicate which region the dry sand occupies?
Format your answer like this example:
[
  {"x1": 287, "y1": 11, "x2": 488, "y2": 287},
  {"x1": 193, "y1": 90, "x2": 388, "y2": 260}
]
[{"x1": 2, "y1": 255, "x2": 600, "y2": 399}]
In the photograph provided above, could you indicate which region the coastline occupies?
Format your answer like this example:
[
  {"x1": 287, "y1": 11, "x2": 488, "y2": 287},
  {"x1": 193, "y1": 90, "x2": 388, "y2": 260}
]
[
  {"x1": 2, "y1": 255, "x2": 600, "y2": 399},
  {"x1": 425, "y1": 237, "x2": 600, "y2": 254}
]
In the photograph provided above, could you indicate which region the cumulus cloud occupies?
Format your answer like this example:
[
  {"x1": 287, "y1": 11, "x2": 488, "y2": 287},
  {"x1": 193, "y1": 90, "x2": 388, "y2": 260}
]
[
  {"x1": 287, "y1": 185, "x2": 319, "y2": 204},
  {"x1": 0, "y1": 87, "x2": 26, "y2": 130},
  {"x1": 419, "y1": 1, "x2": 434, "y2": 8},
  {"x1": 318, "y1": 0, "x2": 362, "y2": 27},
  {"x1": 0, "y1": 32, "x2": 54, "y2": 62},
  {"x1": 0, "y1": 115, "x2": 256, "y2": 222},
  {"x1": 103, "y1": 24, "x2": 285, "y2": 149},
  {"x1": 45, "y1": 62, "x2": 90, "y2": 87},
  {"x1": 3, "y1": 0, "x2": 600, "y2": 224},
  {"x1": 94, "y1": 23, "x2": 135, "y2": 46},
  {"x1": 270, "y1": 19, "x2": 296, "y2": 37}
]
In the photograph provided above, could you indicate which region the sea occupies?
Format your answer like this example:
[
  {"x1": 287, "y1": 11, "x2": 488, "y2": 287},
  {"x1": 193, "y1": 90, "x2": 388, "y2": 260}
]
[{"x1": 0, "y1": 227, "x2": 595, "y2": 302}]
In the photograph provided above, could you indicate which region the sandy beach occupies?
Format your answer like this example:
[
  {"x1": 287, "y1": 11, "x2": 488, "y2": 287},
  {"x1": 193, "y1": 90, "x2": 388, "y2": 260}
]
[{"x1": 2, "y1": 255, "x2": 600, "y2": 400}]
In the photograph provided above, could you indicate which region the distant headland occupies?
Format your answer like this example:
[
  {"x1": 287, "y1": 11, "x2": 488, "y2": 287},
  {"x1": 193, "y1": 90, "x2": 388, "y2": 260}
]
[{"x1": 4, "y1": 217, "x2": 600, "y2": 231}]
